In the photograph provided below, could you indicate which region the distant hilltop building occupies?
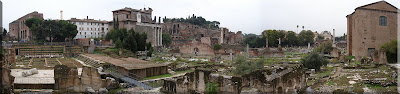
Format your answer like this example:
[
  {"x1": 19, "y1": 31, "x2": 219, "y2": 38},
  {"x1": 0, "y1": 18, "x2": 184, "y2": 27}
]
[
  {"x1": 346, "y1": 1, "x2": 398, "y2": 59},
  {"x1": 109, "y1": 7, "x2": 162, "y2": 47},
  {"x1": 68, "y1": 17, "x2": 109, "y2": 39},
  {"x1": 9, "y1": 11, "x2": 43, "y2": 41}
]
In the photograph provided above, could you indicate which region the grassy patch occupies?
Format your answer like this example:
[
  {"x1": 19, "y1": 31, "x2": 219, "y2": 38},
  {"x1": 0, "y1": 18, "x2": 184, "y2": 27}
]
[
  {"x1": 175, "y1": 69, "x2": 194, "y2": 74},
  {"x1": 108, "y1": 87, "x2": 124, "y2": 94},
  {"x1": 143, "y1": 74, "x2": 172, "y2": 80}
]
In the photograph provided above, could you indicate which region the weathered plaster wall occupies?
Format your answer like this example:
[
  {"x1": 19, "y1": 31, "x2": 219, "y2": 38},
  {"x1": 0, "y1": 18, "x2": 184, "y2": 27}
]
[{"x1": 54, "y1": 65, "x2": 110, "y2": 92}]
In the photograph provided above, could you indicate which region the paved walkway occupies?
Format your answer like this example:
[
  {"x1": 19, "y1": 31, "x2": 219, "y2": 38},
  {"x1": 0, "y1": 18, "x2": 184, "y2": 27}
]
[{"x1": 141, "y1": 72, "x2": 188, "y2": 82}]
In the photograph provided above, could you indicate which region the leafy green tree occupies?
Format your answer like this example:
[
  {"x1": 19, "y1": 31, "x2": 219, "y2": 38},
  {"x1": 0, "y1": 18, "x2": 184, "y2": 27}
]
[
  {"x1": 25, "y1": 18, "x2": 77, "y2": 42},
  {"x1": 314, "y1": 41, "x2": 333, "y2": 54},
  {"x1": 115, "y1": 38, "x2": 123, "y2": 49},
  {"x1": 283, "y1": 31, "x2": 297, "y2": 47},
  {"x1": 301, "y1": 52, "x2": 329, "y2": 71},
  {"x1": 213, "y1": 44, "x2": 222, "y2": 50},
  {"x1": 3, "y1": 29, "x2": 7, "y2": 36},
  {"x1": 162, "y1": 33, "x2": 172, "y2": 47},
  {"x1": 265, "y1": 30, "x2": 285, "y2": 47},
  {"x1": 136, "y1": 32, "x2": 146, "y2": 51},
  {"x1": 123, "y1": 29, "x2": 138, "y2": 53},
  {"x1": 146, "y1": 42, "x2": 153, "y2": 57},
  {"x1": 298, "y1": 30, "x2": 315, "y2": 46},
  {"x1": 380, "y1": 40, "x2": 397, "y2": 63},
  {"x1": 25, "y1": 18, "x2": 43, "y2": 27}
]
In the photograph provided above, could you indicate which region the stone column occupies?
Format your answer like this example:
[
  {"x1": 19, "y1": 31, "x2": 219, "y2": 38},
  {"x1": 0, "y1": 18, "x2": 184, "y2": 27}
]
[
  {"x1": 160, "y1": 28, "x2": 163, "y2": 46},
  {"x1": 154, "y1": 27, "x2": 157, "y2": 47},
  {"x1": 156, "y1": 28, "x2": 159, "y2": 46}
]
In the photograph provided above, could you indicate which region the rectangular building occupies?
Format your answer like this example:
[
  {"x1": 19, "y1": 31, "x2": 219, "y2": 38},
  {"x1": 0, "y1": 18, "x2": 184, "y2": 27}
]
[
  {"x1": 109, "y1": 7, "x2": 162, "y2": 47},
  {"x1": 9, "y1": 11, "x2": 43, "y2": 41},
  {"x1": 346, "y1": 1, "x2": 398, "y2": 59},
  {"x1": 68, "y1": 18, "x2": 109, "y2": 39}
]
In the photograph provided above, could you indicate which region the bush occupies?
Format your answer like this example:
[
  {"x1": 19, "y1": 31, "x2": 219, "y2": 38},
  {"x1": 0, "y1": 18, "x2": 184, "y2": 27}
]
[
  {"x1": 301, "y1": 52, "x2": 329, "y2": 71},
  {"x1": 314, "y1": 41, "x2": 333, "y2": 54},
  {"x1": 205, "y1": 82, "x2": 219, "y2": 94},
  {"x1": 233, "y1": 56, "x2": 264, "y2": 75},
  {"x1": 380, "y1": 40, "x2": 397, "y2": 63},
  {"x1": 213, "y1": 44, "x2": 222, "y2": 50}
]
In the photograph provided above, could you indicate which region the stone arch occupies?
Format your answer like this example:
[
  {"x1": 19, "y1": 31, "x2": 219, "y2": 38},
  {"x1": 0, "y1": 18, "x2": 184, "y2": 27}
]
[
  {"x1": 277, "y1": 87, "x2": 283, "y2": 94},
  {"x1": 194, "y1": 47, "x2": 199, "y2": 55}
]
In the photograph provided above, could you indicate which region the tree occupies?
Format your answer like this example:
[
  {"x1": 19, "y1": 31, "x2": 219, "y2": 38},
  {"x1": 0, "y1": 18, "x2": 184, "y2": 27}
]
[
  {"x1": 265, "y1": 30, "x2": 285, "y2": 47},
  {"x1": 115, "y1": 38, "x2": 123, "y2": 49},
  {"x1": 25, "y1": 18, "x2": 43, "y2": 27},
  {"x1": 301, "y1": 52, "x2": 329, "y2": 71},
  {"x1": 380, "y1": 40, "x2": 397, "y2": 63},
  {"x1": 314, "y1": 41, "x2": 333, "y2": 54},
  {"x1": 162, "y1": 33, "x2": 172, "y2": 47},
  {"x1": 136, "y1": 32, "x2": 146, "y2": 51},
  {"x1": 283, "y1": 31, "x2": 297, "y2": 47},
  {"x1": 3, "y1": 29, "x2": 7, "y2": 36},
  {"x1": 25, "y1": 18, "x2": 77, "y2": 42},
  {"x1": 298, "y1": 30, "x2": 315, "y2": 46},
  {"x1": 213, "y1": 44, "x2": 222, "y2": 50},
  {"x1": 146, "y1": 42, "x2": 153, "y2": 57}
]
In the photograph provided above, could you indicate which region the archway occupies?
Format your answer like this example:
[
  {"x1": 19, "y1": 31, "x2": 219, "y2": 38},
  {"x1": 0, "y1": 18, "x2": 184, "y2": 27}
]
[
  {"x1": 194, "y1": 47, "x2": 199, "y2": 55},
  {"x1": 277, "y1": 87, "x2": 283, "y2": 94}
]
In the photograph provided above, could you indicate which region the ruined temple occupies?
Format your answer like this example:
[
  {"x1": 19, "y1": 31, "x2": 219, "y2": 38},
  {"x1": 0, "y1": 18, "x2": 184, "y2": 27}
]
[
  {"x1": 162, "y1": 63, "x2": 306, "y2": 93},
  {"x1": 162, "y1": 21, "x2": 243, "y2": 56}
]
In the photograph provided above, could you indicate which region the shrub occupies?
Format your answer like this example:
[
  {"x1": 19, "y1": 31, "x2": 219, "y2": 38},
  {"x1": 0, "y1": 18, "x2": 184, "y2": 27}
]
[
  {"x1": 301, "y1": 52, "x2": 329, "y2": 71},
  {"x1": 233, "y1": 56, "x2": 264, "y2": 75},
  {"x1": 380, "y1": 40, "x2": 397, "y2": 63}
]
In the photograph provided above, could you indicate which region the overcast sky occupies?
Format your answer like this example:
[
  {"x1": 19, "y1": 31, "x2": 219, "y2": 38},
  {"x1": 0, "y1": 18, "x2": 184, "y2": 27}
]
[{"x1": 2, "y1": 0, "x2": 399, "y2": 36}]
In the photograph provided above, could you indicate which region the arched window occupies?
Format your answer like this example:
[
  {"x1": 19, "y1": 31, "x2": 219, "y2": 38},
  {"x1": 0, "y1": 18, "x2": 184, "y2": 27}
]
[{"x1": 379, "y1": 16, "x2": 387, "y2": 26}]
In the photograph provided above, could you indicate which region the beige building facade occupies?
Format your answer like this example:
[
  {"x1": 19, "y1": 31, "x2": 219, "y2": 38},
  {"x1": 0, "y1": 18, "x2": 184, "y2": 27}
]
[{"x1": 346, "y1": 1, "x2": 398, "y2": 59}]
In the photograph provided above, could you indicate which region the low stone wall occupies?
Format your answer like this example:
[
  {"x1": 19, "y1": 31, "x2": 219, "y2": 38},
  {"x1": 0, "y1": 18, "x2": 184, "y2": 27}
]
[
  {"x1": 54, "y1": 65, "x2": 112, "y2": 92},
  {"x1": 162, "y1": 65, "x2": 306, "y2": 93}
]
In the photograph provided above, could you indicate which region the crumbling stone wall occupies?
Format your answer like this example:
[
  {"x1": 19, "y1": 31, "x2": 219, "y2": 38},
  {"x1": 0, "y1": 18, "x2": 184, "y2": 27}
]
[
  {"x1": 249, "y1": 48, "x2": 284, "y2": 57},
  {"x1": 371, "y1": 50, "x2": 388, "y2": 64},
  {"x1": 241, "y1": 65, "x2": 306, "y2": 93},
  {"x1": 162, "y1": 65, "x2": 306, "y2": 93},
  {"x1": 54, "y1": 65, "x2": 109, "y2": 92},
  {"x1": 179, "y1": 41, "x2": 215, "y2": 56}
]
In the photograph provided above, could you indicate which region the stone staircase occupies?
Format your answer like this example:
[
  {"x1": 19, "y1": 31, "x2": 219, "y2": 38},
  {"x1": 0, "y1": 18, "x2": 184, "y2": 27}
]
[
  {"x1": 76, "y1": 54, "x2": 103, "y2": 68},
  {"x1": 76, "y1": 54, "x2": 153, "y2": 90},
  {"x1": 107, "y1": 70, "x2": 153, "y2": 90}
]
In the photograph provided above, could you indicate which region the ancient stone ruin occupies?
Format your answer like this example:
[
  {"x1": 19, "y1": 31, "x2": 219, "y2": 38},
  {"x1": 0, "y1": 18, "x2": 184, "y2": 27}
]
[
  {"x1": 162, "y1": 64, "x2": 306, "y2": 93},
  {"x1": 54, "y1": 65, "x2": 115, "y2": 92}
]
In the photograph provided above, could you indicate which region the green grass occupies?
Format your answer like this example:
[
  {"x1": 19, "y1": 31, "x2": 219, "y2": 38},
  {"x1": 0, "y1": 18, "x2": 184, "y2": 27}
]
[
  {"x1": 143, "y1": 74, "x2": 173, "y2": 80},
  {"x1": 325, "y1": 80, "x2": 335, "y2": 86},
  {"x1": 175, "y1": 69, "x2": 194, "y2": 74},
  {"x1": 108, "y1": 87, "x2": 124, "y2": 94}
]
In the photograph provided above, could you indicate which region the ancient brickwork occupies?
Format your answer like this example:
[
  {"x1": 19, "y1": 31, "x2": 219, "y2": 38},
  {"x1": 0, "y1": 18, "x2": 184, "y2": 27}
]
[
  {"x1": 162, "y1": 22, "x2": 243, "y2": 48},
  {"x1": 9, "y1": 11, "x2": 43, "y2": 41},
  {"x1": 54, "y1": 65, "x2": 111, "y2": 92},
  {"x1": 347, "y1": 1, "x2": 398, "y2": 59},
  {"x1": 179, "y1": 41, "x2": 215, "y2": 56},
  {"x1": 162, "y1": 64, "x2": 306, "y2": 93}
]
